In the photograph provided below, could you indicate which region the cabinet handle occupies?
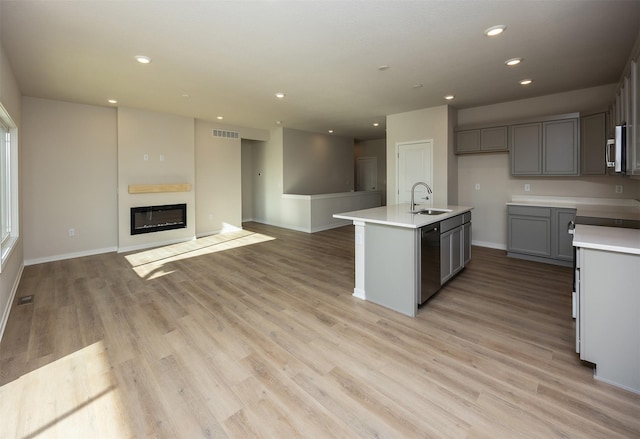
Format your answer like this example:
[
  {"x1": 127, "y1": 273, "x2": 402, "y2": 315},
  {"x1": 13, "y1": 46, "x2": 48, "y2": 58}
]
[{"x1": 606, "y1": 138, "x2": 615, "y2": 167}]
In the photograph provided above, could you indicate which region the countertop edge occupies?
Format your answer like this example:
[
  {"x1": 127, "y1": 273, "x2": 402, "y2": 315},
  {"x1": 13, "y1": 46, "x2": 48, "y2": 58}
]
[
  {"x1": 573, "y1": 225, "x2": 640, "y2": 255},
  {"x1": 333, "y1": 204, "x2": 474, "y2": 229}
]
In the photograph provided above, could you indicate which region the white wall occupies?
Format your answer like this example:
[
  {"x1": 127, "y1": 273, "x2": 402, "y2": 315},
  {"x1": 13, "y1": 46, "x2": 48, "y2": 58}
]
[
  {"x1": 117, "y1": 108, "x2": 196, "y2": 251},
  {"x1": 241, "y1": 139, "x2": 256, "y2": 222},
  {"x1": 386, "y1": 105, "x2": 455, "y2": 206},
  {"x1": 252, "y1": 128, "x2": 284, "y2": 226},
  {"x1": 22, "y1": 98, "x2": 118, "y2": 263},
  {"x1": 457, "y1": 85, "x2": 640, "y2": 249},
  {"x1": 195, "y1": 119, "x2": 242, "y2": 236}
]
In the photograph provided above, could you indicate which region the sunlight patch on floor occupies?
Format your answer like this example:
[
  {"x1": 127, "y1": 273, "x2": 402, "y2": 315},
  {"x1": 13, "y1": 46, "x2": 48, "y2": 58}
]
[
  {"x1": 124, "y1": 229, "x2": 275, "y2": 279},
  {"x1": 0, "y1": 341, "x2": 132, "y2": 438}
]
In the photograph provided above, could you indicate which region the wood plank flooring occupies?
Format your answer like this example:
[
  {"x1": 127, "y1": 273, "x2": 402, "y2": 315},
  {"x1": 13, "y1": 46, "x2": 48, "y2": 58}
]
[{"x1": 1, "y1": 222, "x2": 638, "y2": 438}]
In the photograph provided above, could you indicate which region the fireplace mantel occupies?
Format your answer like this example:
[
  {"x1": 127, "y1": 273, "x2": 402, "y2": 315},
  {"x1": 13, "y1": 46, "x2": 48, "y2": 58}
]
[{"x1": 128, "y1": 183, "x2": 192, "y2": 194}]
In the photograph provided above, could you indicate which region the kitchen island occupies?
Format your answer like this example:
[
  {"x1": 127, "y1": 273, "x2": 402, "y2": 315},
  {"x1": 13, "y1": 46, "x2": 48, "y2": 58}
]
[
  {"x1": 334, "y1": 204, "x2": 473, "y2": 317},
  {"x1": 573, "y1": 224, "x2": 640, "y2": 394}
]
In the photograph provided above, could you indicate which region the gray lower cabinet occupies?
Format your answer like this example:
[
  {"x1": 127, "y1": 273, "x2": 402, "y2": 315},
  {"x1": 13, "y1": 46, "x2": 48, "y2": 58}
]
[
  {"x1": 463, "y1": 221, "x2": 472, "y2": 266},
  {"x1": 507, "y1": 205, "x2": 575, "y2": 266},
  {"x1": 554, "y1": 208, "x2": 576, "y2": 261},
  {"x1": 455, "y1": 126, "x2": 508, "y2": 154},
  {"x1": 440, "y1": 212, "x2": 471, "y2": 284},
  {"x1": 511, "y1": 116, "x2": 579, "y2": 176}
]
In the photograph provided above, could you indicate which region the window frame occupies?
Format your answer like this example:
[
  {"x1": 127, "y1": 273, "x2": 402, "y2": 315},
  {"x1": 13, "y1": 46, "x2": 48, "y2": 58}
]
[{"x1": 0, "y1": 103, "x2": 18, "y2": 272}]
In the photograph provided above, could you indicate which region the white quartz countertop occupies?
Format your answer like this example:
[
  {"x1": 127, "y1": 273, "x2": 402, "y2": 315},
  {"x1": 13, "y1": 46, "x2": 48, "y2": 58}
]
[
  {"x1": 507, "y1": 195, "x2": 640, "y2": 220},
  {"x1": 333, "y1": 204, "x2": 473, "y2": 229},
  {"x1": 573, "y1": 225, "x2": 640, "y2": 255}
]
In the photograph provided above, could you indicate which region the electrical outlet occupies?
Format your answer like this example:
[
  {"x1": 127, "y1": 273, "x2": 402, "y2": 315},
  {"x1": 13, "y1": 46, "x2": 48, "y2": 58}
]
[
  {"x1": 160, "y1": 154, "x2": 165, "y2": 161},
  {"x1": 524, "y1": 184, "x2": 531, "y2": 192},
  {"x1": 143, "y1": 153, "x2": 149, "y2": 161},
  {"x1": 615, "y1": 185, "x2": 623, "y2": 194},
  {"x1": 68, "y1": 228, "x2": 75, "y2": 237},
  {"x1": 475, "y1": 183, "x2": 480, "y2": 190}
]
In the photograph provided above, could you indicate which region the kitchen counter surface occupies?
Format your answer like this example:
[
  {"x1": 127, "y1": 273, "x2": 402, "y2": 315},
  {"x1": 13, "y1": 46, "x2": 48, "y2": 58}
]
[
  {"x1": 573, "y1": 224, "x2": 640, "y2": 255},
  {"x1": 333, "y1": 203, "x2": 473, "y2": 228},
  {"x1": 507, "y1": 195, "x2": 640, "y2": 220}
]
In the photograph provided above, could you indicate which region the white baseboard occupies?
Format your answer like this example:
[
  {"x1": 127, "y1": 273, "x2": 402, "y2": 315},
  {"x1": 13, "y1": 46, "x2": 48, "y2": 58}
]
[
  {"x1": 472, "y1": 240, "x2": 506, "y2": 250},
  {"x1": 24, "y1": 246, "x2": 118, "y2": 266},
  {"x1": 0, "y1": 262, "x2": 24, "y2": 343}
]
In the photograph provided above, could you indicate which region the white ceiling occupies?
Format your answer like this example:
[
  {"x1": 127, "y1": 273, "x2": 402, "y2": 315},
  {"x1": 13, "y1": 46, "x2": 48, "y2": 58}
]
[{"x1": 1, "y1": 0, "x2": 639, "y2": 140}]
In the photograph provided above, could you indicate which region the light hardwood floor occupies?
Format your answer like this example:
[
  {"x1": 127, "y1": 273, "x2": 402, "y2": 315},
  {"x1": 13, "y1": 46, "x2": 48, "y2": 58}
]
[{"x1": 1, "y1": 222, "x2": 638, "y2": 438}]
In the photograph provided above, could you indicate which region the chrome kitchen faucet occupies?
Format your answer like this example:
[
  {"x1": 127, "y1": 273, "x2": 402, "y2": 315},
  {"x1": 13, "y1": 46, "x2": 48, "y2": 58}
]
[{"x1": 410, "y1": 182, "x2": 432, "y2": 210}]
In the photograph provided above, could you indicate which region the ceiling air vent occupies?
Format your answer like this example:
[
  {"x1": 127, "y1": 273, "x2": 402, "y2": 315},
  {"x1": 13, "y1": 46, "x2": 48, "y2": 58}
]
[{"x1": 212, "y1": 129, "x2": 239, "y2": 139}]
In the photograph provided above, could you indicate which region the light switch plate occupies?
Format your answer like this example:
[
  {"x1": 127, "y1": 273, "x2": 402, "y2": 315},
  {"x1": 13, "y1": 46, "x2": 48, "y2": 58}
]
[{"x1": 524, "y1": 184, "x2": 531, "y2": 192}]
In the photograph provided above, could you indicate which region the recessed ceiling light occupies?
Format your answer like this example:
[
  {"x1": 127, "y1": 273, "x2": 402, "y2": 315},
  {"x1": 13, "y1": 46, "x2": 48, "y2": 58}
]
[
  {"x1": 135, "y1": 55, "x2": 152, "y2": 64},
  {"x1": 505, "y1": 58, "x2": 523, "y2": 66},
  {"x1": 107, "y1": 99, "x2": 117, "y2": 104},
  {"x1": 328, "y1": 130, "x2": 334, "y2": 134},
  {"x1": 444, "y1": 95, "x2": 455, "y2": 100},
  {"x1": 519, "y1": 79, "x2": 533, "y2": 85},
  {"x1": 276, "y1": 120, "x2": 283, "y2": 125},
  {"x1": 217, "y1": 116, "x2": 224, "y2": 120},
  {"x1": 181, "y1": 94, "x2": 190, "y2": 98},
  {"x1": 275, "y1": 92, "x2": 286, "y2": 99},
  {"x1": 484, "y1": 25, "x2": 506, "y2": 37},
  {"x1": 373, "y1": 122, "x2": 380, "y2": 127},
  {"x1": 412, "y1": 84, "x2": 423, "y2": 89},
  {"x1": 377, "y1": 65, "x2": 390, "y2": 71}
]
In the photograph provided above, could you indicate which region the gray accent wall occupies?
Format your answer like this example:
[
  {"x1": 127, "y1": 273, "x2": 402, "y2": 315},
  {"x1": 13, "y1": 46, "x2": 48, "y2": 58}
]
[{"x1": 283, "y1": 128, "x2": 354, "y2": 195}]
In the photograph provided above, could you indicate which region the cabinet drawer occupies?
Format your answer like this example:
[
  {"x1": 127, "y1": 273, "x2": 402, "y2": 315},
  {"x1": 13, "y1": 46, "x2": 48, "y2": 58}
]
[
  {"x1": 441, "y1": 214, "x2": 463, "y2": 233},
  {"x1": 507, "y1": 205, "x2": 551, "y2": 217},
  {"x1": 462, "y1": 211, "x2": 472, "y2": 224}
]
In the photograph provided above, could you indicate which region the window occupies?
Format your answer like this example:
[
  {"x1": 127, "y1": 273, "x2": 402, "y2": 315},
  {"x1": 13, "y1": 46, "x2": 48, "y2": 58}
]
[{"x1": 0, "y1": 103, "x2": 18, "y2": 270}]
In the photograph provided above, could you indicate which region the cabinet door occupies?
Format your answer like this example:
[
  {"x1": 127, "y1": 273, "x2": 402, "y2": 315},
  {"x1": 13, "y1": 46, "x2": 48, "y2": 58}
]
[
  {"x1": 440, "y1": 226, "x2": 463, "y2": 284},
  {"x1": 543, "y1": 118, "x2": 579, "y2": 175},
  {"x1": 508, "y1": 215, "x2": 551, "y2": 257},
  {"x1": 440, "y1": 230, "x2": 452, "y2": 284},
  {"x1": 481, "y1": 126, "x2": 508, "y2": 151},
  {"x1": 463, "y1": 221, "x2": 472, "y2": 266},
  {"x1": 580, "y1": 113, "x2": 606, "y2": 175},
  {"x1": 511, "y1": 123, "x2": 542, "y2": 175},
  {"x1": 455, "y1": 130, "x2": 480, "y2": 153},
  {"x1": 451, "y1": 226, "x2": 463, "y2": 275},
  {"x1": 554, "y1": 208, "x2": 576, "y2": 261}
]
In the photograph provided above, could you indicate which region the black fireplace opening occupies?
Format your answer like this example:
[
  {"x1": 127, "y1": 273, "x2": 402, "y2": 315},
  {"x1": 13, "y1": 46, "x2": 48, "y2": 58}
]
[{"x1": 131, "y1": 203, "x2": 187, "y2": 235}]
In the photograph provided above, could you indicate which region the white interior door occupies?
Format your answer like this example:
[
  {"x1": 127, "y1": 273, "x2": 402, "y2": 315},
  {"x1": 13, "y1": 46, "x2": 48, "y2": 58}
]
[
  {"x1": 397, "y1": 140, "x2": 433, "y2": 206},
  {"x1": 356, "y1": 157, "x2": 377, "y2": 191}
]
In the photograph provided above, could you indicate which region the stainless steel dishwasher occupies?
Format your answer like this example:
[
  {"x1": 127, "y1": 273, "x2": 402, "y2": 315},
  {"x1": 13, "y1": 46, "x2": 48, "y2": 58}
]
[{"x1": 420, "y1": 224, "x2": 441, "y2": 304}]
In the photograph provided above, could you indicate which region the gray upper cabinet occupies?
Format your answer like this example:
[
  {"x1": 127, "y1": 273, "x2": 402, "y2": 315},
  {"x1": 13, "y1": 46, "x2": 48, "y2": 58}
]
[
  {"x1": 511, "y1": 115, "x2": 579, "y2": 176},
  {"x1": 580, "y1": 113, "x2": 606, "y2": 175},
  {"x1": 455, "y1": 129, "x2": 481, "y2": 153},
  {"x1": 510, "y1": 123, "x2": 542, "y2": 175},
  {"x1": 543, "y1": 118, "x2": 578, "y2": 175},
  {"x1": 455, "y1": 126, "x2": 508, "y2": 154}
]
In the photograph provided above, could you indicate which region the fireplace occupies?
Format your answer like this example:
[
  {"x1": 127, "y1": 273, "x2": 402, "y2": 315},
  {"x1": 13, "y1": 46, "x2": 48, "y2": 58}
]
[{"x1": 130, "y1": 203, "x2": 187, "y2": 235}]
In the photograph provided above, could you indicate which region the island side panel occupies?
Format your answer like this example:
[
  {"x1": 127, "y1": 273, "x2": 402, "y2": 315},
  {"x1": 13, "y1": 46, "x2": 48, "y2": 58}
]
[
  {"x1": 353, "y1": 221, "x2": 366, "y2": 299},
  {"x1": 581, "y1": 248, "x2": 640, "y2": 393},
  {"x1": 364, "y1": 223, "x2": 419, "y2": 317}
]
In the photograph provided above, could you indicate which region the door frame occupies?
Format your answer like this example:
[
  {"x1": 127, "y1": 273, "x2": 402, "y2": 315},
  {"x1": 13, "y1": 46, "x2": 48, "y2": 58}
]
[{"x1": 395, "y1": 139, "x2": 434, "y2": 205}]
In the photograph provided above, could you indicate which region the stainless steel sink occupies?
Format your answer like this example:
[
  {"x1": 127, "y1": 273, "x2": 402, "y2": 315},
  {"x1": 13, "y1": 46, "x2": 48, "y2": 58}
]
[{"x1": 409, "y1": 208, "x2": 451, "y2": 215}]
